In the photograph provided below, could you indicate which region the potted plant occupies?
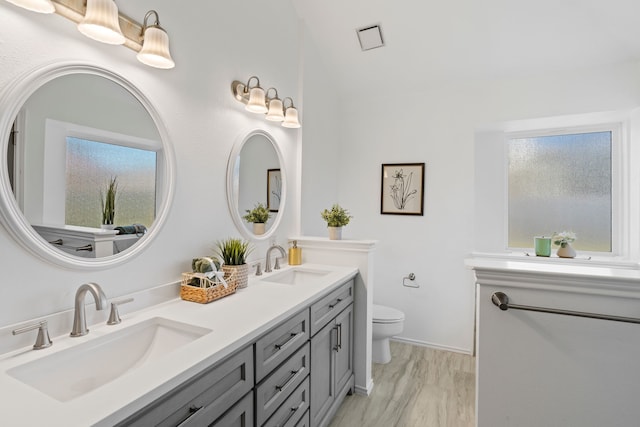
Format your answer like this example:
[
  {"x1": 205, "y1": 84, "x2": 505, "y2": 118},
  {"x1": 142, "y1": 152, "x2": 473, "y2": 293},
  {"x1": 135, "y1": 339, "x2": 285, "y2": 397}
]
[
  {"x1": 100, "y1": 176, "x2": 118, "y2": 229},
  {"x1": 552, "y1": 231, "x2": 576, "y2": 258},
  {"x1": 242, "y1": 202, "x2": 271, "y2": 235},
  {"x1": 214, "y1": 238, "x2": 252, "y2": 288},
  {"x1": 321, "y1": 204, "x2": 353, "y2": 240}
]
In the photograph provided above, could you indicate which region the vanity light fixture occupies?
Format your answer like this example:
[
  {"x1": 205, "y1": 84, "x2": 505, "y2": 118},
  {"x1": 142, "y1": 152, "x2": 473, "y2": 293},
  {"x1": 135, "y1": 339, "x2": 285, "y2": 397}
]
[
  {"x1": 4, "y1": 0, "x2": 175, "y2": 69},
  {"x1": 77, "y1": 0, "x2": 125, "y2": 45},
  {"x1": 136, "y1": 10, "x2": 175, "y2": 69},
  {"x1": 265, "y1": 88, "x2": 284, "y2": 122},
  {"x1": 282, "y1": 97, "x2": 301, "y2": 129},
  {"x1": 231, "y1": 77, "x2": 301, "y2": 128},
  {"x1": 4, "y1": 0, "x2": 54, "y2": 13}
]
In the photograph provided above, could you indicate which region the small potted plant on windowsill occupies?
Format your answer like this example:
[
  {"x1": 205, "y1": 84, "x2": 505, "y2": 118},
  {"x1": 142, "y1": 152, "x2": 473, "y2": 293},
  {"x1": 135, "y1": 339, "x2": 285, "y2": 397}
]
[
  {"x1": 321, "y1": 203, "x2": 353, "y2": 240},
  {"x1": 242, "y1": 202, "x2": 271, "y2": 235},
  {"x1": 100, "y1": 176, "x2": 118, "y2": 230},
  {"x1": 214, "y1": 238, "x2": 252, "y2": 289},
  {"x1": 552, "y1": 231, "x2": 576, "y2": 258}
]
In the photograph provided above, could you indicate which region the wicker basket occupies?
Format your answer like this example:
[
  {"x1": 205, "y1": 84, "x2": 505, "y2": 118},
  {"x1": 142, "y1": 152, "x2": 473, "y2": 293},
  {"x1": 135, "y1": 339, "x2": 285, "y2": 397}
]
[
  {"x1": 221, "y1": 263, "x2": 250, "y2": 289},
  {"x1": 180, "y1": 269, "x2": 237, "y2": 304}
]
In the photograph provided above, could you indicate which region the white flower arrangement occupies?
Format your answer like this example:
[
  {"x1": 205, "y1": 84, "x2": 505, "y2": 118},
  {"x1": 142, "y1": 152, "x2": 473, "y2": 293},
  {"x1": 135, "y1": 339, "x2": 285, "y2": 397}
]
[{"x1": 552, "y1": 231, "x2": 576, "y2": 247}]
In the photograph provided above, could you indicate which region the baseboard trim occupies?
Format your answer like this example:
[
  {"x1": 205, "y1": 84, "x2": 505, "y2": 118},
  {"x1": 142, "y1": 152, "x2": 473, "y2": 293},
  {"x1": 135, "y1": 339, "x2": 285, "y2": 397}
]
[
  {"x1": 354, "y1": 377, "x2": 374, "y2": 396},
  {"x1": 391, "y1": 336, "x2": 473, "y2": 355}
]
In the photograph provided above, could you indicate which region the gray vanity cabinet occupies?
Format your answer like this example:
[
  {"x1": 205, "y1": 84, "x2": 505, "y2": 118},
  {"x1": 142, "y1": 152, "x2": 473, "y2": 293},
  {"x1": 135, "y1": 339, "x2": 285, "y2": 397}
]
[
  {"x1": 115, "y1": 345, "x2": 254, "y2": 427},
  {"x1": 309, "y1": 281, "x2": 354, "y2": 427}
]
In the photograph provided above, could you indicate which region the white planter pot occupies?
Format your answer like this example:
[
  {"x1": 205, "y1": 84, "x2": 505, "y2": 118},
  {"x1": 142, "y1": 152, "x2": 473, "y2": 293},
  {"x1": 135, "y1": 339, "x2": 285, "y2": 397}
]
[
  {"x1": 328, "y1": 226, "x2": 342, "y2": 240},
  {"x1": 252, "y1": 223, "x2": 266, "y2": 235},
  {"x1": 557, "y1": 242, "x2": 576, "y2": 258}
]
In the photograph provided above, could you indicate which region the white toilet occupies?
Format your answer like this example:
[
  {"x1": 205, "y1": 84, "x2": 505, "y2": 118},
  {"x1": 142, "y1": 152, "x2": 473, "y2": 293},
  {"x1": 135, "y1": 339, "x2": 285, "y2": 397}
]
[{"x1": 372, "y1": 304, "x2": 405, "y2": 364}]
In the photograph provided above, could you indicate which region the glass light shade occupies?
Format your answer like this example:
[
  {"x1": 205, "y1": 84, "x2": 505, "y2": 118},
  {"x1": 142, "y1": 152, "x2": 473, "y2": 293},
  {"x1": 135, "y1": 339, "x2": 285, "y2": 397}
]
[
  {"x1": 265, "y1": 98, "x2": 284, "y2": 122},
  {"x1": 77, "y1": 0, "x2": 125, "y2": 45},
  {"x1": 282, "y1": 107, "x2": 301, "y2": 128},
  {"x1": 5, "y1": 0, "x2": 55, "y2": 13},
  {"x1": 246, "y1": 87, "x2": 268, "y2": 113},
  {"x1": 137, "y1": 26, "x2": 175, "y2": 69}
]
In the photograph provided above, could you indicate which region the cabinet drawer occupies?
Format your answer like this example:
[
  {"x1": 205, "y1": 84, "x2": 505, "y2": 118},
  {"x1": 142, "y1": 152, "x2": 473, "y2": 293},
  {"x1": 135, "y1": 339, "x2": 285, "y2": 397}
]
[
  {"x1": 263, "y1": 376, "x2": 310, "y2": 427},
  {"x1": 210, "y1": 391, "x2": 254, "y2": 427},
  {"x1": 310, "y1": 280, "x2": 353, "y2": 336},
  {"x1": 255, "y1": 309, "x2": 309, "y2": 382},
  {"x1": 294, "y1": 409, "x2": 310, "y2": 427},
  {"x1": 117, "y1": 346, "x2": 254, "y2": 427},
  {"x1": 256, "y1": 342, "x2": 310, "y2": 426}
]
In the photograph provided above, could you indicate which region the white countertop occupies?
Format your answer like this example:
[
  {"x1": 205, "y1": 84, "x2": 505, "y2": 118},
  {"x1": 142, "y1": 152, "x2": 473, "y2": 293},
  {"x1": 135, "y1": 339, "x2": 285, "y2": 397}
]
[{"x1": 0, "y1": 263, "x2": 358, "y2": 427}]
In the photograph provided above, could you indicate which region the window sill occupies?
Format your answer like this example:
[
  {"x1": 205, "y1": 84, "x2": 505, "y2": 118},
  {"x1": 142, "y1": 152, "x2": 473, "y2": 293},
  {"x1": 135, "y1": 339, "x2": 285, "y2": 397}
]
[{"x1": 470, "y1": 251, "x2": 640, "y2": 270}]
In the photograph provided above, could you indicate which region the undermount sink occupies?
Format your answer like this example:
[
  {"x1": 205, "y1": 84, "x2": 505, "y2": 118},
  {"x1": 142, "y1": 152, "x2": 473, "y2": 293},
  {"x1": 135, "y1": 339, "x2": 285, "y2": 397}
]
[
  {"x1": 264, "y1": 267, "x2": 332, "y2": 285},
  {"x1": 7, "y1": 317, "x2": 211, "y2": 402}
]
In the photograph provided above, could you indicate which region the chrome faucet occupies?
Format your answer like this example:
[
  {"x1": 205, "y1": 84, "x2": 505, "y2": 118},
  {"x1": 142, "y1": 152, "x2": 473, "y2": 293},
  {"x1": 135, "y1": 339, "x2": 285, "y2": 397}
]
[
  {"x1": 70, "y1": 282, "x2": 107, "y2": 337},
  {"x1": 265, "y1": 244, "x2": 287, "y2": 273}
]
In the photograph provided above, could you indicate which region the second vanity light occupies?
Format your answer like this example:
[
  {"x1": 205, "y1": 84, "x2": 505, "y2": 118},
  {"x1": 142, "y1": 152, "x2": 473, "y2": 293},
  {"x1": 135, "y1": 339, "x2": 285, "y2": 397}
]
[
  {"x1": 4, "y1": 0, "x2": 175, "y2": 69},
  {"x1": 232, "y1": 76, "x2": 301, "y2": 129}
]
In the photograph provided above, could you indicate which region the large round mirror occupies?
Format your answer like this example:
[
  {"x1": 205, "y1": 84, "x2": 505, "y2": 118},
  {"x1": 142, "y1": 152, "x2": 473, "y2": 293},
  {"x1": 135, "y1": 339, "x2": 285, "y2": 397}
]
[
  {"x1": 0, "y1": 62, "x2": 175, "y2": 269},
  {"x1": 226, "y1": 129, "x2": 286, "y2": 241}
]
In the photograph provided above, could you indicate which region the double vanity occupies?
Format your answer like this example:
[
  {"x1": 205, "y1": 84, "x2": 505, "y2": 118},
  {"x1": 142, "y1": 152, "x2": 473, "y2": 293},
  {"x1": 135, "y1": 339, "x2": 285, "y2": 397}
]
[{"x1": 0, "y1": 264, "x2": 359, "y2": 426}]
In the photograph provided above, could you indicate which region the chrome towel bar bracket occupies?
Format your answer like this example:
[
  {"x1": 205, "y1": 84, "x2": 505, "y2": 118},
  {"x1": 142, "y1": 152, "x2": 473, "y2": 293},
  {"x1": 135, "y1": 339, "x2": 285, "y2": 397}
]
[{"x1": 491, "y1": 291, "x2": 640, "y2": 325}]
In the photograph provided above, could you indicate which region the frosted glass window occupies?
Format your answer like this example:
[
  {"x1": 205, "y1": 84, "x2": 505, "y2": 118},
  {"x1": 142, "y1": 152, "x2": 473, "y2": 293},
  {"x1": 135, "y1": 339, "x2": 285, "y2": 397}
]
[
  {"x1": 508, "y1": 131, "x2": 612, "y2": 252},
  {"x1": 65, "y1": 137, "x2": 157, "y2": 228}
]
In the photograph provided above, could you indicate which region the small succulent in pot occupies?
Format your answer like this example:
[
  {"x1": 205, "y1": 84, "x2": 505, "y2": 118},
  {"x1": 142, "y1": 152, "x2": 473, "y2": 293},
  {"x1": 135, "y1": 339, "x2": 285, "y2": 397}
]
[
  {"x1": 242, "y1": 202, "x2": 271, "y2": 224},
  {"x1": 552, "y1": 231, "x2": 576, "y2": 248},
  {"x1": 214, "y1": 237, "x2": 252, "y2": 266}
]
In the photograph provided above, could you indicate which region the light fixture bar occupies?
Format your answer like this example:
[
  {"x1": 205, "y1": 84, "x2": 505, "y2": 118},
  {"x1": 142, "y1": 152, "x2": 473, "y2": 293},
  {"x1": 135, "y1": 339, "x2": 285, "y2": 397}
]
[{"x1": 51, "y1": 0, "x2": 143, "y2": 51}]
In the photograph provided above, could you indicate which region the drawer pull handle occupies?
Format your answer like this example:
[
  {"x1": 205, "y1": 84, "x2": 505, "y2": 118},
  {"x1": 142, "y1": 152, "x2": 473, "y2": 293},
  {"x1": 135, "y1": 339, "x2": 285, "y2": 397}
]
[
  {"x1": 275, "y1": 367, "x2": 303, "y2": 392},
  {"x1": 328, "y1": 298, "x2": 343, "y2": 309},
  {"x1": 279, "y1": 401, "x2": 305, "y2": 427},
  {"x1": 275, "y1": 332, "x2": 298, "y2": 350},
  {"x1": 333, "y1": 325, "x2": 339, "y2": 352},
  {"x1": 176, "y1": 405, "x2": 203, "y2": 427},
  {"x1": 337, "y1": 323, "x2": 342, "y2": 350}
]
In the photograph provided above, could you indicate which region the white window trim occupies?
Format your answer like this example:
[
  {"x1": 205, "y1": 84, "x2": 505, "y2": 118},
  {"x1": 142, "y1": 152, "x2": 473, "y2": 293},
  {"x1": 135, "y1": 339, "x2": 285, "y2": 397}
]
[{"x1": 503, "y1": 121, "x2": 627, "y2": 258}]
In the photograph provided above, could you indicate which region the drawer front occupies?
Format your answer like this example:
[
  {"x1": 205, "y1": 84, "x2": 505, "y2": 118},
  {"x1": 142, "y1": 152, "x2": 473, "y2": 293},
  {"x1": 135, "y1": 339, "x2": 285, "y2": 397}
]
[
  {"x1": 255, "y1": 309, "x2": 309, "y2": 382},
  {"x1": 256, "y1": 342, "x2": 310, "y2": 425},
  {"x1": 210, "y1": 391, "x2": 254, "y2": 427},
  {"x1": 294, "y1": 409, "x2": 310, "y2": 427},
  {"x1": 310, "y1": 280, "x2": 353, "y2": 336},
  {"x1": 118, "y1": 346, "x2": 254, "y2": 427},
  {"x1": 263, "y1": 377, "x2": 310, "y2": 427}
]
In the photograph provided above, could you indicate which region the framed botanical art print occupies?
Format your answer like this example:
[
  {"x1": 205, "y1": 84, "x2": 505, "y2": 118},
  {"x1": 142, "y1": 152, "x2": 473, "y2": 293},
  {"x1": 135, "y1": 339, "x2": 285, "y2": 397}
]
[
  {"x1": 267, "y1": 168, "x2": 282, "y2": 212},
  {"x1": 380, "y1": 163, "x2": 425, "y2": 215}
]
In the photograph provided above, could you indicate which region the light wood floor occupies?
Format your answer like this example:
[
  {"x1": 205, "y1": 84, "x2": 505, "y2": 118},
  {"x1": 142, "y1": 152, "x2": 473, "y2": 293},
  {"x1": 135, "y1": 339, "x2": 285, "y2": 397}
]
[{"x1": 329, "y1": 341, "x2": 476, "y2": 427}]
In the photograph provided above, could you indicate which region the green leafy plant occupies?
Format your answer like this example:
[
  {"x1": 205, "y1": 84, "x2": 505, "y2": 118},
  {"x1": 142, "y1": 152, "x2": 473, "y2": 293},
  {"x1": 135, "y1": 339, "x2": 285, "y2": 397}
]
[
  {"x1": 100, "y1": 176, "x2": 118, "y2": 225},
  {"x1": 242, "y1": 202, "x2": 271, "y2": 223},
  {"x1": 552, "y1": 231, "x2": 576, "y2": 247},
  {"x1": 214, "y1": 238, "x2": 252, "y2": 265},
  {"x1": 321, "y1": 204, "x2": 353, "y2": 227}
]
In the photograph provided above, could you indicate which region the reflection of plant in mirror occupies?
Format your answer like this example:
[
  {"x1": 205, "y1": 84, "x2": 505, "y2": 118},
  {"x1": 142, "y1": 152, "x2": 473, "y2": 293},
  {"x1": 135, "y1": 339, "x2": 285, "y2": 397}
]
[
  {"x1": 214, "y1": 238, "x2": 252, "y2": 266},
  {"x1": 321, "y1": 204, "x2": 353, "y2": 227},
  {"x1": 100, "y1": 176, "x2": 118, "y2": 225},
  {"x1": 242, "y1": 202, "x2": 271, "y2": 224}
]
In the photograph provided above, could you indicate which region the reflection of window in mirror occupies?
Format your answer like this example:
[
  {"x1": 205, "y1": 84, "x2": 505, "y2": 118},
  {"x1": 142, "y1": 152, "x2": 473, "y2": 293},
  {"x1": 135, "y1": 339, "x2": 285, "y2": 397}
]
[{"x1": 65, "y1": 137, "x2": 157, "y2": 228}]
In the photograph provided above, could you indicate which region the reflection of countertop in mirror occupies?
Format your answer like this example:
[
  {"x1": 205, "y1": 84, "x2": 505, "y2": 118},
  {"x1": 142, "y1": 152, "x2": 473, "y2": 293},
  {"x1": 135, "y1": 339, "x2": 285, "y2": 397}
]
[{"x1": 0, "y1": 263, "x2": 358, "y2": 426}]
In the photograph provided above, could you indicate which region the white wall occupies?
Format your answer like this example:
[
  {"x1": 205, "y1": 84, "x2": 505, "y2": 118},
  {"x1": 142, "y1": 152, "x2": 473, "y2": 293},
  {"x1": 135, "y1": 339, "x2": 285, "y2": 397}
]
[
  {"x1": 0, "y1": 0, "x2": 302, "y2": 328},
  {"x1": 302, "y1": 55, "x2": 640, "y2": 352}
]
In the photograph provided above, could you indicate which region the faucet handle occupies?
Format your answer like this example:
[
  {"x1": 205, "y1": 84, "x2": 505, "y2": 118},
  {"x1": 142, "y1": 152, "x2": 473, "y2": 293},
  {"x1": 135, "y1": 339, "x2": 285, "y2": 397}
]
[
  {"x1": 107, "y1": 298, "x2": 134, "y2": 325},
  {"x1": 274, "y1": 257, "x2": 282, "y2": 270},
  {"x1": 13, "y1": 320, "x2": 52, "y2": 350},
  {"x1": 254, "y1": 262, "x2": 263, "y2": 276}
]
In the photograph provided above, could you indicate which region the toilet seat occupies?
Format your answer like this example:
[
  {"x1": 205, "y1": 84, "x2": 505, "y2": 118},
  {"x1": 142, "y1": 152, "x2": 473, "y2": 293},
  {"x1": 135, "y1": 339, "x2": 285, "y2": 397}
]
[{"x1": 373, "y1": 304, "x2": 405, "y2": 324}]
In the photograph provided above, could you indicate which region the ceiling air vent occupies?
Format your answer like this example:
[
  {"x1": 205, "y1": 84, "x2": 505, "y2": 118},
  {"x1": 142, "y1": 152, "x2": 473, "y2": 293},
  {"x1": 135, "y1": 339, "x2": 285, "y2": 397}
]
[{"x1": 356, "y1": 24, "x2": 385, "y2": 51}]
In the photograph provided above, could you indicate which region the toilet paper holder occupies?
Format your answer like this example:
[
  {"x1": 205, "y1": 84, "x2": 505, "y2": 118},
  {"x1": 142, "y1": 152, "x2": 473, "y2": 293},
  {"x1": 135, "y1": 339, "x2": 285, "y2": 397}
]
[{"x1": 403, "y1": 273, "x2": 419, "y2": 288}]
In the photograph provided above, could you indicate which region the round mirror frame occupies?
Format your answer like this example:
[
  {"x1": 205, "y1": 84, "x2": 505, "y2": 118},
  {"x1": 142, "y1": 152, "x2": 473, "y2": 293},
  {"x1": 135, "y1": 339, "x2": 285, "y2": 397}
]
[
  {"x1": 0, "y1": 61, "x2": 176, "y2": 270},
  {"x1": 226, "y1": 129, "x2": 286, "y2": 241}
]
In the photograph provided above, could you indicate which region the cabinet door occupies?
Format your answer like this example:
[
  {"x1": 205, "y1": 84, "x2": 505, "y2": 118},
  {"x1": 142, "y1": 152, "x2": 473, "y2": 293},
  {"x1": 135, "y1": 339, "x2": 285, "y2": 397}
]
[
  {"x1": 310, "y1": 319, "x2": 336, "y2": 426},
  {"x1": 333, "y1": 305, "x2": 353, "y2": 395}
]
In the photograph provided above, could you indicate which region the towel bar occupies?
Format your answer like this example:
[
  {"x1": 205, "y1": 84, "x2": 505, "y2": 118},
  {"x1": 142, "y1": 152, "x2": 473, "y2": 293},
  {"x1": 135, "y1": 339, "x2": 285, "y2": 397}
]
[{"x1": 491, "y1": 291, "x2": 640, "y2": 324}]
